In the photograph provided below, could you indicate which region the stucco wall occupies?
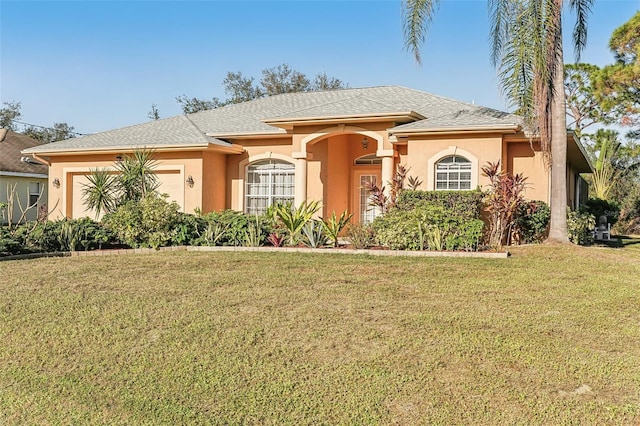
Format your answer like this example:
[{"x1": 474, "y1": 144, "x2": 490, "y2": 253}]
[
  {"x1": 46, "y1": 151, "x2": 204, "y2": 219},
  {"x1": 506, "y1": 141, "x2": 550, "y2": 203}
]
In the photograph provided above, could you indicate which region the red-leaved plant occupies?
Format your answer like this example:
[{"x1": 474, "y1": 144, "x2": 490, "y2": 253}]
[{"x1": 481, "y1": 161, "x2": 528, "y2": 248}]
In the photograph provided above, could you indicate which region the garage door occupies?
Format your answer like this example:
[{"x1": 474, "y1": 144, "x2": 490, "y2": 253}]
[{"x1": 71, "y1": 169, "x2": 184, "y2": 219}]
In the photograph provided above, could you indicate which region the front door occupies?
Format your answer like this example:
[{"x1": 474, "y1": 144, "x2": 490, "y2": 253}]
[{"x1": 352, "y1": 170, "x2": 382, "y2": 224}]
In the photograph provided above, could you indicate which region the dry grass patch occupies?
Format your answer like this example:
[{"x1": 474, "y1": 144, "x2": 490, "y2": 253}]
[{"x1": 1, "y1": 245, "x2": 639, "y2": 424}]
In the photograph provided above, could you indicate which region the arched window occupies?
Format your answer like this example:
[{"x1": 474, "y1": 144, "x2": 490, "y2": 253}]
[
  {"x1": 435, "y1": 155, "x2": 472, "y2": 190},
  {"x1": 245, "y1": 160, "x2": 295, "y2": 215},
  {"x1": 354, "y1": 154, "x2": 382, "y2": 165}
]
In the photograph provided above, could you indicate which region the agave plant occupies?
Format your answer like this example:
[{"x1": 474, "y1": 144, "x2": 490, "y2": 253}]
[{"x1": 302, "y1": 220, "x2": 328, "y2": 248}]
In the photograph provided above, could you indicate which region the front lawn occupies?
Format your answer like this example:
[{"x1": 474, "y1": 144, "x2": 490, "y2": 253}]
[{"x1": 1, "y1": 244, "x2": 639, "y2": 424}]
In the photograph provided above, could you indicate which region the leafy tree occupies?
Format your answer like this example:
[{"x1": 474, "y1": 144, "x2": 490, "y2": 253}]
[
  {"x1": 0, "y1": 101, "x2": 22, "y2": 130},
  {"x1": 23, "y1": 122, "x2": 76, "y2": 143},
  {"x1": 565, "y1": 63, "x2": 617, "y2": 138},
  {"x1": 403, "y1": 0, "x2": 594, "y2": 243},
  {"x1": 176, "y1": 64, "x2": 348, "y2": 113},
  {"x1": 595, "y1": 12, "x2": 640, "y2": 128}
]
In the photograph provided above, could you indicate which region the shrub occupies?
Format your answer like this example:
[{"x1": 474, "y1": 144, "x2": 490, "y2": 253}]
[
  {"x1": 373, "y1": 204, "x2": 484, "y2": 251},
  {"x1": 513, "y1": 200, "x2": 550, "y2": 244},
  {"x1": 616, "y1": 188, "x2": 640, "y2": 235},
  {"x1": 22, "y1": 218, "x2": 113, "y2": 252},
  {"x1": 582, "y1": 198, "x2": 620, "y2": 226},
  {"x1": 103, "y1": 194, "x2": 181, "y2": 249},
  {"x1": 396, "y1": 189, "x2": 484, "y2": 220},
  {"x1": 0, "y1": 226, "x2": 27, "y2": 256},
  {"x1": 274, "y1": 200, "x2": 321, "y2": 246},
  {"x1": 567, "y1": 209, "x2": 595, "y2": 245},
  {"x1": 346, "y1": 223, "x2": 376, "y2": 249},
  {"x1": 194, "y1": 210, "x2": 250, "y2": 246},
  {"x1": 321, "y1": 210, "x2": 352, "y2": 248}
]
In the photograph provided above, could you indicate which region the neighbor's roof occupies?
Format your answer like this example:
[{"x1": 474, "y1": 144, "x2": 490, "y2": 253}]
[
  {"x1": 24, "y1": 86, "x2": 522, "y2": 154},
  {"x1": 0, "y1": 130, "x2": 48, "y2": 177}
]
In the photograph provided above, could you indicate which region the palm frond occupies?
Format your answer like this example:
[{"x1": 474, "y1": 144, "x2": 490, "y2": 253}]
[{"x1": 402, "y1": 0, "x2": 440, "y2": 65}]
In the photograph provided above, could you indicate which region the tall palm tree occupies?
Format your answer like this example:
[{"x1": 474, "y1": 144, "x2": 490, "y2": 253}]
[{"x1": 403, "y1": 0, "x2": 593, "y2": 242}]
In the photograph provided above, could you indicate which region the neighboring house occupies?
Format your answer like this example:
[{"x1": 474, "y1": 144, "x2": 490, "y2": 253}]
[
  {"x1": 1, "y1": 129, "x2": 48, "y2": 224},
  {"x1": 22, "y1": 86, "x2": 591, "y2": 223}
]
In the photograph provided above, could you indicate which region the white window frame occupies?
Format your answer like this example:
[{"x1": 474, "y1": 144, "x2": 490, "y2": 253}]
[
  {"x1": 28, "y1": 181, "x2": 41, "y2": 208},
  {"x1": 426, "y1": 147, "x2": 479, "y2": 191},
  {"x1": 244, "y1": 159, "x2": 295, "y2": 215},
  {"x1": 435, "y1": 155, "x2": 472, "y2": 190}
]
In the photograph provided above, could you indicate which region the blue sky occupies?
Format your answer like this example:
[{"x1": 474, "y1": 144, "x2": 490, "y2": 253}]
[{"x1": 1, "y1": 0, "x2": 638, "y2": 135}]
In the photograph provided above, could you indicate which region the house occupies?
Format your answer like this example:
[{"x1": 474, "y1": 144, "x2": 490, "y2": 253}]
[
  {"x1": 22, "y1": 86, "x2": 591, "y2": 222},
  {"x1": 1, "y1": 129, "x2": 48, "y2": 224}
]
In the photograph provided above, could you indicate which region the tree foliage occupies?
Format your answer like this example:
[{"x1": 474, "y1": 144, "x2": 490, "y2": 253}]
[
  {"x1": 0, "y1": 101, "x2": 22, "y2": 130},
  {"x1": 22, "y1": 122, "x2": 76, "y2": 143},
  {"x1": 595, "y1": 12, "x2": 640, "y2": 128},
  {"x1": 176, "y1": 64, "x2": 348, "y2": 114}
]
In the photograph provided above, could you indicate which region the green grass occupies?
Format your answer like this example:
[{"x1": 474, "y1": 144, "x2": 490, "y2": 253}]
[{"x1": 1, "y1": 244, "x2": 639, "y2": 424}]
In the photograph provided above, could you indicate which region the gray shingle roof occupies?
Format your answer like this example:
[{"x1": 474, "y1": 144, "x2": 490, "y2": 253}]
[
  {"x1": 24, "y1": 86, "x2": 521, "y2": 154},
  {"x1": 23, "y1": 115, "x2": 231, "y2": 154},
  {"x1": 390, "y1": 107, "x2": 521, "y2": 132}
]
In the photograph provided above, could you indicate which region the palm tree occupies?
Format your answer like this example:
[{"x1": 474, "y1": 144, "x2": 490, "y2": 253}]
[
  {"x1": 588, "y1": 129, "x2": 640, "y2": 200},
  {"x1": 81, "y1": 168, "x2": 117, "y2": 219},
  {"x1": 115, "y1": 148, "x2": 160, "y2": 203},
  {"x1": 403, "y1": 0, "x2": 593, "y2": 242}
]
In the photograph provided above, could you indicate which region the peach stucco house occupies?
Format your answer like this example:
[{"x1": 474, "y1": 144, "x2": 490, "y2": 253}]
[{"x1": 23, "y1": 86, "x2": 591, "y2": 223}]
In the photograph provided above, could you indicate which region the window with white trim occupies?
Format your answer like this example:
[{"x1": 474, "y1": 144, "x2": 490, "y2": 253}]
[
  {"x1": 359, "y1": 175, "x2": 381, "y2": 224},
  {"x1": 245, "y1": 160, "x2": 295, "y2": 215},
  {"x1": 435, "y1": 155, "x2": 472, "y2": 190}
]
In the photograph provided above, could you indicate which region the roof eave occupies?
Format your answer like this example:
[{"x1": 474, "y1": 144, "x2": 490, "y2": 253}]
[
  {"x1": 22, "y1": 142, "x2": 221, "y2": 156},
  {"x1": 391, "y1": 124, "x2": 521, "y2": 137},
  {"x1": 262, "y1": 111, "x2": 426, "y2": 130}
]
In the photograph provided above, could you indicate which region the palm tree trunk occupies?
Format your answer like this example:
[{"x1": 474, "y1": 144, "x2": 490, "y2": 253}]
[{"x1": 548, "y1": 35, "x2": 570, "y2": 243}]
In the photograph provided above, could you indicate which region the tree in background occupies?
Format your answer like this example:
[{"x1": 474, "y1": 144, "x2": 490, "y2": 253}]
[
  {"x1": 595, "y1": 11, "x2": 640, "y2": 129},
  {"x1": 0, "y1": 101, "x2": 22, "y2": 130},
  {"x1": 176, "y1": 64, "x2": 348, "y2": 114},
  {"x1": 585, "y1": 129, "x2": 640, "y2": 201},
  {"x1": 148, "y1": 104, "x2": 160, "y2": 120},
  {"x1": 403, "y1": 0, "x2": 594, "y2": 243}
]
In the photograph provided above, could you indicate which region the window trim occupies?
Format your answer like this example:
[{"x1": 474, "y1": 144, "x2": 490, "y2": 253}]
[
  {"x1": 244, "y1": 159, "x2": 295, "y2": 215},
  {"x1": 426, "y1": 147, "x2": 479, "y2": 191}
]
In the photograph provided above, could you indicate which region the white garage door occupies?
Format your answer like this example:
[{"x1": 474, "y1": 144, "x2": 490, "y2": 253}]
[{"x1": 71, "y1": 169, "x2": 184, "y2": 219}]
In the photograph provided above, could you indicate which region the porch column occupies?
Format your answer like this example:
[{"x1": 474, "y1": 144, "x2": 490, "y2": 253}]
[
  {"x1": 380, "y1": 151, "x2": 395, "y2": 196},
  {"x1": 293, "y1": 152, "x2": 307, "y2": 206}
]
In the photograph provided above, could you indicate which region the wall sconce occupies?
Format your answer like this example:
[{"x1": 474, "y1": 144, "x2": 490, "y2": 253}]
[
  {"x1": 52, "y1": 178, "x2": 61, "y2": 188},
  {"x1": 362, "y1": 137, "x2": 369, "y2": 151},
  {"x1": 115, "y1": 155, "x2": 123, "y2": 162},
  {"x1": 186, "y1": 175, "x2": 194, "y2": 188}
]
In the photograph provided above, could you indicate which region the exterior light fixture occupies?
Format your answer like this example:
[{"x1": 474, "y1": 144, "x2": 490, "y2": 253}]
[
  {"x1": 362, "y1": 137, "x2": 369, "y2": 151},
  {"x1": 52, "y1": 178, "x2": 61, "y2": 188},
  {"x1": 115, "y1": 155, "x2": 123, "y2": 162},
  {"x1": 186, "y1": 175, "x2": 194, "y2": 188}
]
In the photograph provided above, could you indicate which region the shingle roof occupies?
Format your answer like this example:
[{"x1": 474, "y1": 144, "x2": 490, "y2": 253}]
[
  {"x1": 24, "y1": 86, "x2": 522, "y2": 154},
  {"x1": 23, "y1": 115, "x2": 232, "y2": 154},
  {"x1": 390, "y1": 107, "x2": 521, "y2": 132},
  {"x1": 0, "y1": 130, "x2": 48, "y2": 176}
]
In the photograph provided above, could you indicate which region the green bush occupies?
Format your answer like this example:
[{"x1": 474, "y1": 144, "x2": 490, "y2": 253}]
[
  {"x1": 373, "y1": 203, "x2": 484, "y2": 251},
  {"x1": 0, "y1": 226, "x2": 28, "y2": 256},
  {"x1": 567, "y1": 209, "x2": 595, "y2": 245},
  {"x1": 18, "y1": 218, "x2": 113, "y2": 252},
  {"x1": 194, "y1": 210, "x2": 251, "y2": 246},
  {"x1": 103, "y1": 194, "x2": 181, "y2": 249},
  {"x1": 396, "y1": 190, "x2": 484, "y2": 220},
  {"x1": 582, "y1": 198, "x2": 619, "y2": 226},
  {"x1": 514, "y1": 200, "x2": 550, "y2": 244}
]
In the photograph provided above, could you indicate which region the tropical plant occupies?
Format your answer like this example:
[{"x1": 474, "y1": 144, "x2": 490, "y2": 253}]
[
  {"x1": 586, "y1": 129, "x2": 640, "y2": 201},
  {"x1": 403, "y1": 0, "x2": 594, "y2": 243},
  {"x1": 266, "y1": 233, "x2": 285, "y2": 247},
  {"x1": 301, "y1": 221, "x2": 328, "y2": 248},
  {"x1": 243, "y1": 215, "x2": 263, "y2": 247},
  {"x1": 81, "y1": 168, "x2": 117, "y2": 219},
  {"x1": 274, "y1": 200, "x2": 322, "y2": 246},
  {"x1": 364, "y1": 164, "x2": 414, "y2": 214},
  {"x1": 321, "y1": 210, "x2": 353, "y2": 248},
  {"x1": 115, "y1": 149, "x2": 160, "y2": 203},
  {"x1": 482, "y1": 161, "x2": 528, "y2": 248}
]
